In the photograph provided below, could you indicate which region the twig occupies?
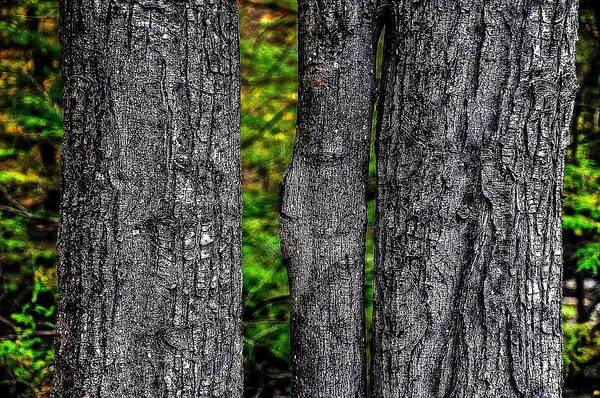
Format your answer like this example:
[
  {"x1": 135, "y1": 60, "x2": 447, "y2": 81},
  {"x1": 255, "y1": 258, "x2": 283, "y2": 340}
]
[
  {"x1": 19, "y1": 65, "x2": 63, "y2": 119},
  {"x1": 0, "y1": 205, "x2": 58, "y2": 224},
  {"x1": 0, "y1": 330, "x2": 55, "y2": 340},
  {"x1": 0, "y1": 185, "x2": 59, "y2": 223},
  {"x1": 0, "y1": 315, "x2": 17, "y2": 329}
]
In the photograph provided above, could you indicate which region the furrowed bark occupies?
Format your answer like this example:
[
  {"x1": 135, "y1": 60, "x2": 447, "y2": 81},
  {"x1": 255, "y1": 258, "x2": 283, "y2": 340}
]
[
  {"x1": 279, "y1": 1, "x2": 382, "y2": 396},
  {"x1": 53, "y1": 1, "x2": 242, "y2": 397},
  {"x1": 372, "y1": 1, "x2": 578, "y2": 397}
]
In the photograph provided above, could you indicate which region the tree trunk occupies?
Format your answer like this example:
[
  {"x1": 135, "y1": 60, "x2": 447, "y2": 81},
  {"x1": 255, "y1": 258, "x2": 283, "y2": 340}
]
[
  {"x1": 279, "y1": 1, "x2": 382, "y2": 396},
  {"x1": 52, "y1": 1, "x2": 242, "y2": 397},
  {"x1": 372, "y1": 1, "x2": 578, "y2": 397}
]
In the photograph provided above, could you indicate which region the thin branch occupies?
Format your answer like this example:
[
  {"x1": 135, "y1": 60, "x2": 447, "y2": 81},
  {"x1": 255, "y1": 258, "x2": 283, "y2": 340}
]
[
  {"x1": 0, "y1": 185, "x2": 59, "y2": 223},
  {"x1": 0, "y1": 315, "x2": 17, "y2": 329},
  {"x1": 0, "y1": 185, "x2": 29, "y2": 214},
  {"x1": 0, "y1": 330, "x2": 55, "y2": 340},
  {"x1": 19, "y1": 65, "x2": 63, "y2": 119},
  {"x1": 0, "y1": 204, "x2": 58, "y2": 223}
]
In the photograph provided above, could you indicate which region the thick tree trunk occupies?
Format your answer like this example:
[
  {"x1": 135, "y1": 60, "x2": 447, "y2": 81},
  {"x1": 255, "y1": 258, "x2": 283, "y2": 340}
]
[
  {"x1": 279, "y1": 1, "x2": 382, "y2": 396},
  {"x1": 372, "y1": 1, "x2": 578, "y2": 397},
  {"x1": 52, "y1": 1, "x2": 242, "y2": 397}
]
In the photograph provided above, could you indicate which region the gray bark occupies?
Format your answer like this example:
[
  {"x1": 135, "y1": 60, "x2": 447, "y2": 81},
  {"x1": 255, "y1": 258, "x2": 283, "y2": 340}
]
[
  {"x1": 52, "y1": 1, "x2": 242, "y2": 397},
  {"x1": 372, "y1": 1, "x2": 578, "y2": 397},
  {"x1": 279, "y1": 1, "x2": 383, "y2": 396}
]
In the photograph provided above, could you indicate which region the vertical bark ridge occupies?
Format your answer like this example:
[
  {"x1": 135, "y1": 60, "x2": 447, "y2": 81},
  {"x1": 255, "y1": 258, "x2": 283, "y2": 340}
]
[
  {"x1": 53, "y1": 1, "x2": 242, "y2": 397},
  {"x1": 372, "y1": 0, "x2": 577, "y2": 397},
  {"x1": 279, "y1": 1, "x2": 384, "y2": 396}
]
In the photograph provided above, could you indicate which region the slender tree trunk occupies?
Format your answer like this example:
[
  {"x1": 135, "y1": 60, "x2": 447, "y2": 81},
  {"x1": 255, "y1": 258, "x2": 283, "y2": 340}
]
[
  {"x1": 372, "y1": 1, "x2": 578, "y2": 397},
  {"x1": 52, "y1": 1, "x2": 242, "y2": 397},
  {"x1": 279, "y1": 1, "x2": 383, "y2": 396}
]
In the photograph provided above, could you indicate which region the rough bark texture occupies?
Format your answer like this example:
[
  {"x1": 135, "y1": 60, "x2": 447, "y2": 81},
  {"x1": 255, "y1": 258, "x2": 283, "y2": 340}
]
[
  {"x1": 279, "y1": 1, "x2": 383, "y2": 396},
  {"x1": 53, "y1": 1, "x2": 242, "y2": 397},
  {"x1": 372, "y1": 1, "x2": 578, "y2": 397}
]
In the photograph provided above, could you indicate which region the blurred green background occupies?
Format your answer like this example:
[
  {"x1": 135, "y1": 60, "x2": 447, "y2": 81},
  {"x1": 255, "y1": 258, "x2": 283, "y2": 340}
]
[{"x1": 0, "y1": 1, "x2": 599, "y2": 397}]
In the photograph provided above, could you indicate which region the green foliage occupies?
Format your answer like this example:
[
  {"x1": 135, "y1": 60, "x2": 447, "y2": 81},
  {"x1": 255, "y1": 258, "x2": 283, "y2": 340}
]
[
  {"x1": 242, "y1": 188, "x2": 290, "y2": 361},
  {"x1": 0, "y1": 1, "x2": 66, "y2": 395},
  {"x1": 563, "y1": 306, "x2": 600, "y2": 376},
  {"x1": 238, "y1": 6, "x2": 296, "y2": 393},
  {"x1": 560, "y1": 4, "x2": 600, "y2": 389},
  {"x1": 575, "y1": 243, "x2": 600, "y2": 274},
  {"x1": 564, "y1": 158, "x2": 600, "y2": 247},
  {"x1": 563, "y1": 16, "x2": 600, "y2": 278},
  {"x1": 0, "y1": 267, "x2": 55, "y2": 396}
]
